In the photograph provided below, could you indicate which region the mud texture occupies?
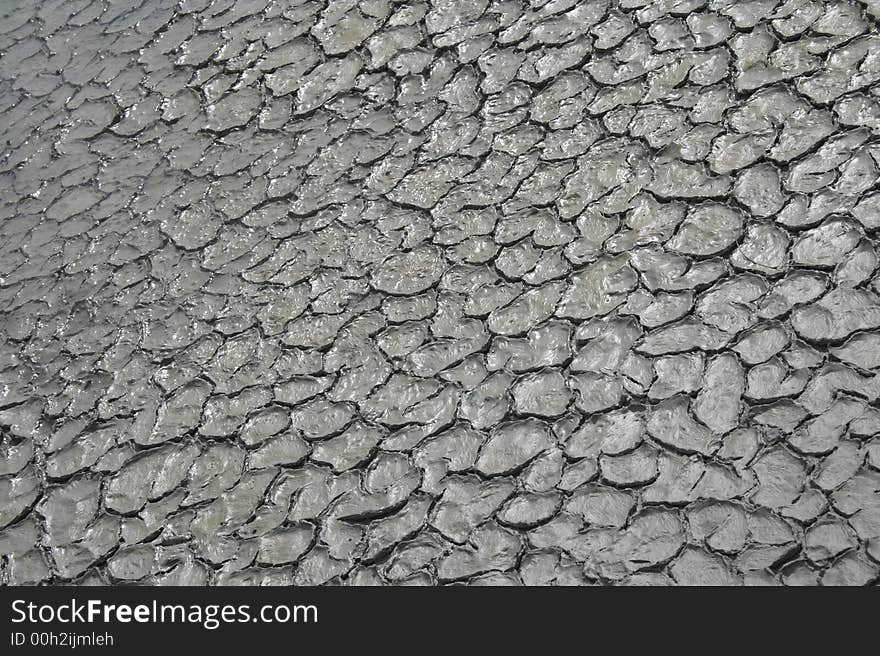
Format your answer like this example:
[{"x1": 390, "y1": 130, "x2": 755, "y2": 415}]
[{"x1": 2, "y1": 0, "x2": 880, "y2": 587}]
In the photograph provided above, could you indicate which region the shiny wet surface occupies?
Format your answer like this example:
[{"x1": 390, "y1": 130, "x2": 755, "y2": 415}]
[{"x1": 1, "y1": 0, "x2": 879, "y2": 585}]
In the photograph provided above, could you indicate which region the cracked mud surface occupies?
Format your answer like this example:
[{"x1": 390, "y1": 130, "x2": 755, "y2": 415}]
[{"x1": 2, "y1": 0, "x2": 880, "y2": 587}]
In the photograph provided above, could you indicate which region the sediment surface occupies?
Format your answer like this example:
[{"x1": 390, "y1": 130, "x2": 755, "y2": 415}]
[{"x1": 1, "y1": 0, "x2": 880, "y2": 586}]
